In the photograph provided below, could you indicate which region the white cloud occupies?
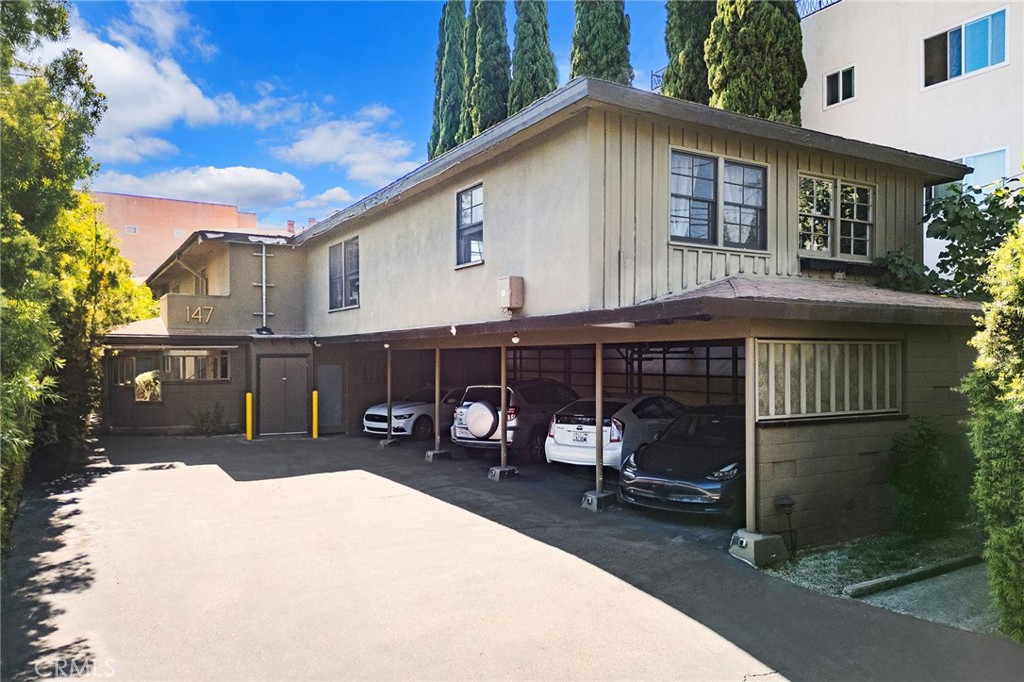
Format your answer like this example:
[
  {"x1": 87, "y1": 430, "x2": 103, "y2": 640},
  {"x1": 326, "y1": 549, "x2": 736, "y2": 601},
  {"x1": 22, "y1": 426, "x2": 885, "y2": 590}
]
[
  {"x1": 95, "y1": 166, "x2": 304, "y2": 212},
  {"x1": 294, "y1": 186, "x2": 353, "y2": 210},
  {"x1": 109, "y1": 1, "x2": 217, "y2": 59},
  {"x1": 272, "y1": 109, "x2": 421, "y2": 187},
  {"x1": 91, "y1": 135, "x2": 179, "y2": 164}
]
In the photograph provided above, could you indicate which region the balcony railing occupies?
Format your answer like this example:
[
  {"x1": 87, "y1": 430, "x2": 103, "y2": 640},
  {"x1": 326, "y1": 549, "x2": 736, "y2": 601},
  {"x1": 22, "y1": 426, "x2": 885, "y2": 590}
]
[{"x1": 797, "y1": 0, "x2": 843, "y2": 19}]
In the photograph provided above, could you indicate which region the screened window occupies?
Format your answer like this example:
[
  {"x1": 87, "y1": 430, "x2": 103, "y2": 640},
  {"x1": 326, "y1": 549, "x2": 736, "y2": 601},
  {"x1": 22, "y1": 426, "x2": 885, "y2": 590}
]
[
  {"x1": 457, "y1": 185, "x2": 484, "y2": 265},
  {"x1": 723, "y1": 162, "x2": 767, "y2": 249},
  {"x1": 670, "y1": 152, "x2": 716, "y2": 243},
  {"x1": 328, "y1": 237, "x2": 359, "y2": 309},
  {"x1": 924, "y1": 9, "x2": 1006, "y2": 87},
  {"x1": 756, "y1": 341, "x2": 901, "y2": 420},
  {"x1": 825, "y1": 66, "x2": 855, "y2": 106},
  {"x1": 163, "y1": 350, "x2": 230, "y2": 382},
  {"x1": 799, "y1": 175, "x2": 873, "y2": 258}
]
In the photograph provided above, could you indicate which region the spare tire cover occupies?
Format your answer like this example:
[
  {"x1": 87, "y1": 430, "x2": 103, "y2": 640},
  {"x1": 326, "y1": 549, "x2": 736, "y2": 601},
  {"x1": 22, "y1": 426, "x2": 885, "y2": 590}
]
[{"x1": 466, "y1": 401, "x2": 499, "y2": 439}]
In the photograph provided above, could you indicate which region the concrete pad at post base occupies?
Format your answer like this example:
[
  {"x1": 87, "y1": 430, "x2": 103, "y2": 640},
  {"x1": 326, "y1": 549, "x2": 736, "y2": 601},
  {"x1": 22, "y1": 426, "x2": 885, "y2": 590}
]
[
  {"x1": 424, "y1": 449, "x2": 451, "y2": 462},
  {"x1": 581, "y1": 490, "x2": 616, "y2": 512},
  {"x1": 728, "y1": 529, "x2": 788, "y2": 568},
  {"x1": 487, "y1": 465, "x2": 517, "y2": 481}
]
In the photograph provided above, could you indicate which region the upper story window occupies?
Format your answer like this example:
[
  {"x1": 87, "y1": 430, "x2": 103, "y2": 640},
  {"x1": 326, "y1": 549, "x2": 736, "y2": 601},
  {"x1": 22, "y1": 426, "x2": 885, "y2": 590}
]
[
  {"x1": 457, "y1": 184, "x2": 484, "y2": 266},
  {"x1": 124, "y1": 225, "x2": 139, "y2": 235},
  {"x1": 799, "y1": 175, "x2": 873, "y2": 258},
  {"x1": 174, "y1": 229, "x2": 186, "y2": 239},
  {"x1": 825, "y1": 66, "x2": 855, "y2": 107},
  {"x1": 924, "y1": 9, "x2": 1006, "y2": 87},
  {"x1": 328, "y1": 237, "x2": 360, "y2": 310},
  {"x1": 670, "y1": 150, "x2": 767, "y2": 251}
]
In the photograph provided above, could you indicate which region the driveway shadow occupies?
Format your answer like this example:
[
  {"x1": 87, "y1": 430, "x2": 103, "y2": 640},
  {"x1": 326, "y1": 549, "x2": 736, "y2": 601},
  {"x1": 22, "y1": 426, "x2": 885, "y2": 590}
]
[{"x1": 1, "y1": 456, "x2": 121, "y2": 682}]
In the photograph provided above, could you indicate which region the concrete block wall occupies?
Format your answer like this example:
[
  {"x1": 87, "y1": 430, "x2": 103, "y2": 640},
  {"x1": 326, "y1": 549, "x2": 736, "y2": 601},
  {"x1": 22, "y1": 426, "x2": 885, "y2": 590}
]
[{"x1": 754, "y1": 324, "x2": 976, "y2": 548}]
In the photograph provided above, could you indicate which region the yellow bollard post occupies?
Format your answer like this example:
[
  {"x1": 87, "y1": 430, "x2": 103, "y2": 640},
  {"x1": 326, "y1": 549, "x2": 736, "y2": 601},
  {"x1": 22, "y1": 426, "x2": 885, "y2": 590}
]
[
  {"x1": 246, "y1": 392, "x2": 253, "y2": 441},
  {"x1": 312, "y1": 390, "x2": 319, "y2": 439}
]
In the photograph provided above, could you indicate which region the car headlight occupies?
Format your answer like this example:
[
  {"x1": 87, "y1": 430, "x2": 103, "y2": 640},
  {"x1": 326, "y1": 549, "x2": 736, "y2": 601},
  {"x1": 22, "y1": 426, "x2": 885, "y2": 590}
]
[
  {"x1": 705, "y1": 463, "x2": 739, "y2": 481},
  {"x1": 393, "y1": 413, "x2": 414, "y2": 420},
  {"x1": 621, "y1": 454, "x2": 637, "y2": 482}
]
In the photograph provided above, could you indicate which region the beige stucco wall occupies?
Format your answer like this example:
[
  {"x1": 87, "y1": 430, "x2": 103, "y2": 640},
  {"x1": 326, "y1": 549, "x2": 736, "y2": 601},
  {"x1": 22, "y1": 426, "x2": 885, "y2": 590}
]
[
  {"x1": 753, "y1": 322, "x2": 975, "y2": 547},
  {"x1": 304, "y1": 118, "x2": 592, "y2": 338},
  {"x1": 801, "y1": 1, "x2": 1023, "y2": 169}
]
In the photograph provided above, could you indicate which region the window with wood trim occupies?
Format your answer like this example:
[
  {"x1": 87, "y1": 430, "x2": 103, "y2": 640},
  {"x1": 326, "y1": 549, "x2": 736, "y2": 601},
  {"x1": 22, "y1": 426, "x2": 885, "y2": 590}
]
[
  {"x1": 799, "y1": 175, "x2": 873, "y2": 258},
  {"x1": 671, "y1": 150, "x2": 767, "y2": 250},
  {"x1": 755, "y1": 340, "x2": 901, "y2": 420},
  {"x1": 328, "y1": 237, "x2": 359, "y2": 309},
  {"x1": 162, "y1": 350, "x2": 230, "y2": 382}
]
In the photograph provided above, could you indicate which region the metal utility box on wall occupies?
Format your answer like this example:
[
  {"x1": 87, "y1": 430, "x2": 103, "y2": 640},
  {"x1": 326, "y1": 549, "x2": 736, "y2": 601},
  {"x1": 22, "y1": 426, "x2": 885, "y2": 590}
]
[{"x1": 497, "y1": 276, "x2": 524, "y2": 310}]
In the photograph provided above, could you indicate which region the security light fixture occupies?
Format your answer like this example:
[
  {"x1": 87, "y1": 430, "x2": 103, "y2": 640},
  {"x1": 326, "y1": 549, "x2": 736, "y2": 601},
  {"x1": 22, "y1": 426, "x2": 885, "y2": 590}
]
[{"x1": 511, "y1": 332, "x2": 520, "y2": 344}]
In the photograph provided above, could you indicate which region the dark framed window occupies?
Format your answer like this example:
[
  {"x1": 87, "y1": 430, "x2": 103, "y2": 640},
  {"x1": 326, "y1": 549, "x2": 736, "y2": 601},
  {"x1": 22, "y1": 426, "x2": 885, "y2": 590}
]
[
  {"x1": 162, "y1": 350, "x2": 230, "y2": 382},
  {"x1": 329, "y1": 237, "x2": 360, "y2": 309},
  {"x1": 825, "y1": 66, "x2": 855, "y2": 106},
  {"x1": 723, "y1": 161, "x2": 767, "y2": 249},
  {"x1": 456, "y1": 185, "x2": 483, "y2": 265},
  {"x1": 670, "y1": 152, "x2": 716, "y2": 243},
  {"x1": 924, "y1": 9, "x2": 1006, "y2": 87}
]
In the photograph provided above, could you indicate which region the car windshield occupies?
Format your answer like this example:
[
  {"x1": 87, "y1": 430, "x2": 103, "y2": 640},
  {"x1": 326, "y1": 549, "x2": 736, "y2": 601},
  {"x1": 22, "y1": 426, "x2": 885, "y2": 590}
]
[
  {"x1": 403, "y1": 387, "x2": 436, "y2": 403},
  {"x1": 660, "y1": 413, "x2": 744, "y2": 447}
]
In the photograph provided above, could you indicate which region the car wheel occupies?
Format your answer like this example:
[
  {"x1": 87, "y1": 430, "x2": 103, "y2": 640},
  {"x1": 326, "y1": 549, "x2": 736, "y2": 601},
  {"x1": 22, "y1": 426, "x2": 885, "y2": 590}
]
[
  {"x1": 465, "y1": 401, "x2": 499, "y2": 439},
  {"x1": 515, "y1": 427, "x2": 546, "y2": 465},
  {"x1": 411, "y1": 416, "x2": 433, "y2": 441}
]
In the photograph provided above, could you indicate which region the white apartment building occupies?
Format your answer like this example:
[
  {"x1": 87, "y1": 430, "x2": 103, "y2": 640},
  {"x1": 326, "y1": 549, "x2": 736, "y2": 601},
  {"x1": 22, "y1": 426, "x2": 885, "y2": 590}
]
[{"x1": 800, "y1": 0, "x2": 1022, "y2": 266}]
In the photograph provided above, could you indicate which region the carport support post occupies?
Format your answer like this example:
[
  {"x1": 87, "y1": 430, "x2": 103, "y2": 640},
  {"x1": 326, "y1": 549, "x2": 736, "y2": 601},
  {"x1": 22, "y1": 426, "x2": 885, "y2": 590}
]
[
  {"x1": 425, "y1": 347, "x2": 451, "y2": 461},
  {"x1": 745, "y1": 336, "x2": 757, "y2": 531},
  {"x1": 488, "y1": 344, "x2": 517, "y2": 481},
  {"x1": 380, "y1": 343, "x2": 399, "y2": 448},
  {"x1": 582, "y1": 341, "x2": 614, "y2": 511}
]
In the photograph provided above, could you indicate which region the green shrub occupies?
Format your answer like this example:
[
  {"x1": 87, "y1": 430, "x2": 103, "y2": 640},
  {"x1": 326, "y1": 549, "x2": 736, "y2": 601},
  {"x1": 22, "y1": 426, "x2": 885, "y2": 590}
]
[
  {"x1": 888, "y1": 419, "x2": 974, "y2": 537},
  {"x1": 962, "y1": 220, "x2": 1024, "y2": 642},
  {"x1": 190, "y1": 402, "x2": 234, "y2": 437}
]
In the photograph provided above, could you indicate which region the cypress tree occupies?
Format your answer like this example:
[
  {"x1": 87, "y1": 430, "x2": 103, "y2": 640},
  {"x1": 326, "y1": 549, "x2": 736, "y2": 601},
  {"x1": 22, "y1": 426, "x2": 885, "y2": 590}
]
[
  {"x1": 661, "y1": 0, "x2": 715, "y2": 104},
  {"x1": 428, "y1": 5, "x2": 446, "y2": 158},
  {"x1": 470, "y1": 0, "x2": 511, "y2": 134},
  {"x1": 705, "y1": 0, "x2": 807, "y2": 125},
  {"x1": 456, "y1": 0, "x2": 481, "y2": 143},
  {"x1": 508, "y1": 0, "x2": 558, "y2": 115},
  {"x1": 434, "y1": 0, "x2": 467, "y2": 157},
  {"x1": 569, "y1": 0, "x2": 632, "y2": 85}
]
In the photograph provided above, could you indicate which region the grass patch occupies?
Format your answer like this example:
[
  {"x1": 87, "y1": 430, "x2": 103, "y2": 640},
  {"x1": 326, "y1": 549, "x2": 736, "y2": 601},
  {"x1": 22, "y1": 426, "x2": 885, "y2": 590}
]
[{"x1": 765, "y1": 524, "x2": 985, "y2": 596}]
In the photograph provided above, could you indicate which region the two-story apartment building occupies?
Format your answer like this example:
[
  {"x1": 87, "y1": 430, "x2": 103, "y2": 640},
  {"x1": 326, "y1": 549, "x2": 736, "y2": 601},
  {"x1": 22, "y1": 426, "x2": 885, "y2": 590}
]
[
  {"x1": 104, "y1": 78, "x2": 979, "y2": 548},
  {"x1": 799, "y1": 0, "x2": 1022, "y2": 266}
]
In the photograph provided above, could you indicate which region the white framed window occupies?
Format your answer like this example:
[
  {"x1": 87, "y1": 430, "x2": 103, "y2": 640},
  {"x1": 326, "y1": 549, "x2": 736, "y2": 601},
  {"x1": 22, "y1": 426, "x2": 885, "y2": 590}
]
[
  {"x1": 174, "y1": 229, "x2": 186, "y2": 239},
  {"x1": 162, "y1": 350, "x2": 230, "y2": 382},
  {"x1": 670, "y1": 150, "x2": 767, "y2": 251},
  {"x1": 328, "y1": 237, "x2": 359, "y2": 310},
  {"x1": 124, "y1": 225, "x2": 139, "y2": 235},
  {"x1": 756, "y1": 340, "x2": 901, "y2": 420},
  {"x1": 456, "y1": 184, "x2": 483, "y2": 266},
  {"x1": 799, "y1": 175, "x2": 873, "y2": 258},
  {"x1": 923, "y1": 8, "x2": 1006, "y2": 87},
  {"x1": 824, "y1": 66, "x2": 855, "y2": 107}
]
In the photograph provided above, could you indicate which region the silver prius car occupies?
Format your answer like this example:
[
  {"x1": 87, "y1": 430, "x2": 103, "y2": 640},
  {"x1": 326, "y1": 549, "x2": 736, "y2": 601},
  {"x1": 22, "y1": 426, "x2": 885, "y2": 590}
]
[{"x1": 544, "y1": 395, "x2": 687, "y2": 470}]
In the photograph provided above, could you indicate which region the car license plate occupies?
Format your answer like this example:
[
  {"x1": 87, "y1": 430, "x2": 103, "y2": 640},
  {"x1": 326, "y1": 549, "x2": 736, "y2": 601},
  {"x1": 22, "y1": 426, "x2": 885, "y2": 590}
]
[{"x1": 572, "y1": 433, "x2": 588, "y2": 443}]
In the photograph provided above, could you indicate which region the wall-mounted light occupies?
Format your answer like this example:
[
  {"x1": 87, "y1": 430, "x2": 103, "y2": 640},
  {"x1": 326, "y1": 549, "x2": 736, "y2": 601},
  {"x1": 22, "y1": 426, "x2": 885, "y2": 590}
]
[
  {"x1": 383, "y1": 342, "x2": 391, "y2": 350},
  {"x1": 511, "y1": 332, "x2": 520, "y2": 345},
  {"x1": 450, "y1": 325, "x2": 457, "y2": 336}
]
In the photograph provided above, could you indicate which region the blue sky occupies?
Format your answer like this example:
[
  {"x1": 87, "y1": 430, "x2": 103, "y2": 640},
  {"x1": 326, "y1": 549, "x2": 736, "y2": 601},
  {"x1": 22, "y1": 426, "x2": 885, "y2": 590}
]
[{"x1": 55, "y1": 1, "x2": 670, "y2": 228}]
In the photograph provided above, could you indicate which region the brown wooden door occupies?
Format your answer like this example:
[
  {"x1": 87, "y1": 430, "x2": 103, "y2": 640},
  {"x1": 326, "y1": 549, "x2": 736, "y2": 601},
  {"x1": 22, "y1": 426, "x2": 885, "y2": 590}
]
[{"x1": 258, "y1": 356, "x2": 309, "y2": 435}]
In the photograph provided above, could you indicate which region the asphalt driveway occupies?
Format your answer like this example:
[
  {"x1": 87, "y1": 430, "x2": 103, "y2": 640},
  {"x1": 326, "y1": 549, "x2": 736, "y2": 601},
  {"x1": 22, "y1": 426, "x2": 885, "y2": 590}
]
[{"x1": 2, "y1": 434, "x2": 1022, "y2": 681}]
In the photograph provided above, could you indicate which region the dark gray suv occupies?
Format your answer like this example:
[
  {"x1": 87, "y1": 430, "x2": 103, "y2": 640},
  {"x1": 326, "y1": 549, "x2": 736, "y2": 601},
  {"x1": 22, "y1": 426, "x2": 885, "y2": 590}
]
[{"x1": 450, "y1": 378, "x2": 579, "y2": 463}]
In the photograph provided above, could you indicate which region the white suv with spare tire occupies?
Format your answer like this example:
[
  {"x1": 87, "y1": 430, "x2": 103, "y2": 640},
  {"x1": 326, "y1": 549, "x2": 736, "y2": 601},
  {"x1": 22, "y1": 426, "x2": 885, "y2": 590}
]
[{"x1": 450, "y1": 379, "x2": 578, "y2": 463}]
